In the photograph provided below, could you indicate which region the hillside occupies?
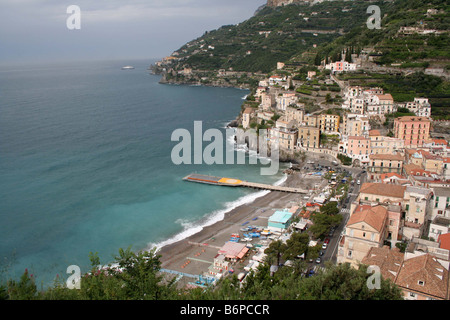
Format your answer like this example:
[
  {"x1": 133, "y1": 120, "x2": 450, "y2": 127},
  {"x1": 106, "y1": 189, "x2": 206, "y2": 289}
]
[
  {"x1": 156, "y1": 1, "x2": 384, "y2": 74},
  {"x1": 152, "y1": 0, "x2": 449, "y2": 117}
]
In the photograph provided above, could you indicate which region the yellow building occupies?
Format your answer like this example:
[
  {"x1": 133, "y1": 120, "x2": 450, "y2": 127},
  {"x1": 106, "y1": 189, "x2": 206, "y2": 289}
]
[
  {"x1": 337, "y1": 205, "x2": 388, "y2": 268},
  {"x1": 319, "y1": 114, "x2": 340, "y2": 133},
  {"x1": 297, "y1": 126, "x2": 320, "y2": 148}
]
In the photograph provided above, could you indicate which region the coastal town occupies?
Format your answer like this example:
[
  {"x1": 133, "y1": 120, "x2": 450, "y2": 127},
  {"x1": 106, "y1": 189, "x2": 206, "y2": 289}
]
[{"x1": 155, "y1": 43, "x2": 450, "y2": 300}]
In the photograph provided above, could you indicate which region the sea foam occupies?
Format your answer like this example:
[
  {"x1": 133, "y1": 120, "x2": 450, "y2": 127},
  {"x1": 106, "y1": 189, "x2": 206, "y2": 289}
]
[{"x1": 148, "y1": 174, "x2": 287, "y2": 253}]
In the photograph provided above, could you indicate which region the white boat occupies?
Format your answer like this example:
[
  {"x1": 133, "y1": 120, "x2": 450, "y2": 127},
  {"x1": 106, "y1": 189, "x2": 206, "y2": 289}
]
[{"x1": 121, "y1": 66, "x2": 135, "y2": 70}]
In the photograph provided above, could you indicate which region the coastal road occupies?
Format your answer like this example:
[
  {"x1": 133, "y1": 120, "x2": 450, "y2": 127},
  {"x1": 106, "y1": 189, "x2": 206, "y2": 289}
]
[{"x1": 313, "y1": 167, "x2": 366, "y2": 266}]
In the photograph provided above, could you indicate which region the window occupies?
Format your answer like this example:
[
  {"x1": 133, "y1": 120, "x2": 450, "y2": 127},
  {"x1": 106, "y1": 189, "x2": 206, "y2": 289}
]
[
  {"x1": 418, "y1": 281, "x2": 424, "y2": 286},
  {"x1": 347, "y1": 250, "x2": 352, "y2": 258}
]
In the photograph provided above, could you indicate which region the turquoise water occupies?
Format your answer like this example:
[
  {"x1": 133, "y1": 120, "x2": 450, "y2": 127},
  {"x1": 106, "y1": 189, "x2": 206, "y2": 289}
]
[{"x1": 0, "y1": 60, "x2": 286, "y2": 287}]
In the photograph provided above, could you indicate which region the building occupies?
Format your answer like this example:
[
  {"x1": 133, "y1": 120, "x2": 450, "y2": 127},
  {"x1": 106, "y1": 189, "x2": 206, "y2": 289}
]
[
  {"x1": 405, "y1": 98, "x2": 432, "y2": 118},
  {"x1": 429, "y1": 217, "x2": 450, "y2": 242},
  {"x1": 342, "y1": 114, "x2": 370, "y2": 136},
  {"x1": 358, "y1": 183, "x2": 406, "y2": 205},
  {"x1": 285, "y1": 105, "x2": 304, "y2": 125},
  {"x1": 369, "y1": 131, "x2": 404, "y2": 155},
  {"x1": 218, "y1": 242, "x2": 249, "y2": 263},
  {"x1": 380, "y1": 172, "x2": 410, "y2": 185},
  {"x1": 393, "y1": 116, "x2": 431, "y2": 148},
  {"x1": 303, "y1": 114, "x2": 319, "y2": 128},
  {"x1": 368, "y1": 153, "x2": 404, "y2": 181},
  {"x1": 319, "y1": 114, "x2": 340, "y2": 134},
  {"x1": 431, "y1": 187, "x2": 450, "y2": 220},
  {"x1": 242, "y1": 107, "x2": 255, "y2": 129},
  {"x1": 269, "y1": 127, "x2": 298, "y2": 152},
  {"x1": 275, "y1": 93, "x2": 297, "y2": 112},
  {"x1": 361, "y1": 247, "x2": 450, "y2": 300},
  {"x1": 337, "y1": 205, "x2": 389, "y2": 268},
  {"x1": 396, "y1": 254, "x2": 449, "y2": 300},
  {"x1": 366, "y1": 94, "x2": 396, "y2": 116},
  {"x1": 260, "y1": 92, "x2": 276, "y2": 110},
  {"x1": 402, "y1": 186, "x2": 433, "y2": 240},
  {"x1": 297, "y1": 126, "x2": 320, "y2": 148},
  {"x1": 345, "y1": 136, "x2": 371, "y2": 165},
  {"x1": 268, "y1": 210, "x2": 294, "y2": 233},
  {"x1": 361, "y1": 246, "x2": 405, "y2": 283},
  {"x1": 325, "y1": 60, "x2": 357, "y2": 73},
  {"x1": 208, "y1": 254, "x2": 231, "y2": 278}
]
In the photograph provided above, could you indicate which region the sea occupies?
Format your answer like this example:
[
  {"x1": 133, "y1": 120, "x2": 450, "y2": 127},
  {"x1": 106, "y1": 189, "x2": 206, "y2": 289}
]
[{"x1": 0, "y1": 59, "x2": 288, "y2": 288}]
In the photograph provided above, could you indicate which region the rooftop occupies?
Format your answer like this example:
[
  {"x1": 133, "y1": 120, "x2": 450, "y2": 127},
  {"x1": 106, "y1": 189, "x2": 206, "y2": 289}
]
[
  {"x1": 347, "y1": 205, "x2": 388, "y2": 232},
  {"x1": 370, "y1": 153, "x2": 404, "y2": 161},
  {"x1": 438, "y1": 233, "x2": 450, "y2": 251},
  {"x1": 269, "y1": 210, "x2": 294, "y2": 224},
  {"x1": 396, "y1": 254, "x2": 448, "y2": 300},
  {"x1": 394, "y1": 116, "x2": 431, "y2": 123},
  {"x1": 360, "y1": 183, "x2": 406, "y2": 199},
  {"x1": 361, "y1": 246, "x2": 404, "y2": 282}
]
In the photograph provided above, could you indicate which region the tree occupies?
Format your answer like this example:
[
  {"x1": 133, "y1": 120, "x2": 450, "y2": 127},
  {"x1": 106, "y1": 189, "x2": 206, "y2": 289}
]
[
  {"x1": 282, "y1": 232, "x2": 309, "y2": 261},
  {"x1": 320, "y1": 201, "x2": 339, "y2": 215},
  {"x1": 110, "y1": 247, "x2": 174, "y2": 300},
  {"x1": 264, "y1": 240, "x2": 286, "y2": 266},
  {"x1": 7, "y1": 269, "x2": 37, "y2": 300},
  {"x1": 296, "y1": 263, "x2": 403, "y2": 300},
  {"x1": 309, "y1": 213, "x2": 342, "y2": 239}
]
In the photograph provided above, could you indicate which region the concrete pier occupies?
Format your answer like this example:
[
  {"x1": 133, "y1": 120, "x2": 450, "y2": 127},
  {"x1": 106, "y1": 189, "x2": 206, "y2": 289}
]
[{"x1": 183, "y1": 173, "x2": 307, "y2": 194}]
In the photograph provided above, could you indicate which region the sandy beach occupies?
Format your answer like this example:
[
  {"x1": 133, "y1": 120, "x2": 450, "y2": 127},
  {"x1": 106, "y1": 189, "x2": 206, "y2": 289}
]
[{"x1": 157, "y1": 171, "x2": 325, "y2": 287}]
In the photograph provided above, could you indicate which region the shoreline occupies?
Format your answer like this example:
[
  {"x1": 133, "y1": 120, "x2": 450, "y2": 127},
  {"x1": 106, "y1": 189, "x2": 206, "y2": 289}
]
[{"x1": 156, "y1": 171, "x2": 321, "y2": 284}]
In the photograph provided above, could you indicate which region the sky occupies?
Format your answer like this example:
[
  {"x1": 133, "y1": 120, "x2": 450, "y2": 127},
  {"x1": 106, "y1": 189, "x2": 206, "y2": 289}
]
[{"x1": 0, "y1": 0, "x2": 267, "y2": 65}]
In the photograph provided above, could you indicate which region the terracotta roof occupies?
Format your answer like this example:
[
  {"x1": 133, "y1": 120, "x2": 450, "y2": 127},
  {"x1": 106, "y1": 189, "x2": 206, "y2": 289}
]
[
  {"x1": 396, "y1": 254, "x2": 449, "y2": 300},
  {"x1": 347, "y1": 205, "x2": 388, "y2": 232},
  {"x1": 369, "y1": 130, "x2": 381, "y2": 136},
  {"x1": 362, "y1": 246, "x2": 404, "y2": 282},
  {"x1": 370, "y1": 153, "x2": 404, "y2": 161},
  {"x1": 432, "y1": 139, "x2": 448, "y2": 146},
  {"x1": 438, "y1": 233, "x2": 450, "y2": 251},
  {"x1": 394, "y1": 116, "x2": 431, "y2": 123},
  {"x1": 375, "y1": 94, "x2": 394, "y2": 101},
  {"x1": 349, "y1": 136, "x2": 370, "y2": 141},
  {"x1": 380, "y1": 172, "x2": 406, "y2": 180},
  {"x1": 360, "y1": 183, "x2": 406, "y2": 199}
]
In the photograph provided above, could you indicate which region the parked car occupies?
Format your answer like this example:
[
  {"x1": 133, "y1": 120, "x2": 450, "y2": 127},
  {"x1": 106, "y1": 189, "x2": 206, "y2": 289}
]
[
  {"x1": 357, "y1": 180, "x2": 361, "y2": 185},
  {"x1": 315, "y1": 257, "x2": 322, "y2": 264},
  {"x1": 319, "y1": 251, "x2": 324, "y2": 256},
  {"x1": 324, "y1": 238, "x2": 330, "y2": 244},
  {"x1": 322, "y1": 243, "x2": 328, "y2": 250}
]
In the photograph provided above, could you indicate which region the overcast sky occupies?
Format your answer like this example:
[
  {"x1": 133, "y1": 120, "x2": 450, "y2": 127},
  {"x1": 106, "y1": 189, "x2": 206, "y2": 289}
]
[{"x1": 0, "y1": 0, "x2": 266, "y2": 65}]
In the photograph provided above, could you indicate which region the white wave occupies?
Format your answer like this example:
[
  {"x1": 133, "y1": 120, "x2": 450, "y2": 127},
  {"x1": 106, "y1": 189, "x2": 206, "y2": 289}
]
[{"x1": 147, "y1": 174, "x2": 287, "y2": 253}]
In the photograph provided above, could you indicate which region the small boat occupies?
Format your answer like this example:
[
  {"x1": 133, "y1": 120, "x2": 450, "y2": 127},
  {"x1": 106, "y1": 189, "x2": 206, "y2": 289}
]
[{"x1": 121, "y1": 66, "x2": 135, "y2": 70}]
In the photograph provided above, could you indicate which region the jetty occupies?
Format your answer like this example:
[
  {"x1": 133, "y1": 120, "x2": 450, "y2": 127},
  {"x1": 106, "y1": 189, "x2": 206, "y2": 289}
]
[{"x1": 183, "y1": 173, "x2": 307, "y2": 194}]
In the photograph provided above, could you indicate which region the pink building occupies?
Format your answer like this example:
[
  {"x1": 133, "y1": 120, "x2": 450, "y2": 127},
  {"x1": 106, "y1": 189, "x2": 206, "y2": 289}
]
[
  {"x1": 347, "y1": 136, "x2": 371, "y2": 164},
  {"x1": 393, "y1": 116, "x2": 431, "y2": 148}
]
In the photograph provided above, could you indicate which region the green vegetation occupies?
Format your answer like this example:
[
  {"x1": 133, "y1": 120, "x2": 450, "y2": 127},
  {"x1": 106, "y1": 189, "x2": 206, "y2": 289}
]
[
  {"x1": 171, "y1": 1, "x2": 385, "y2": 73},
  {"x1": 0, "y1": 246, "x2": 403, "y2": 300},
  {"x1": 338, "y1": 154, "x2": 352, "y2": 166}
]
